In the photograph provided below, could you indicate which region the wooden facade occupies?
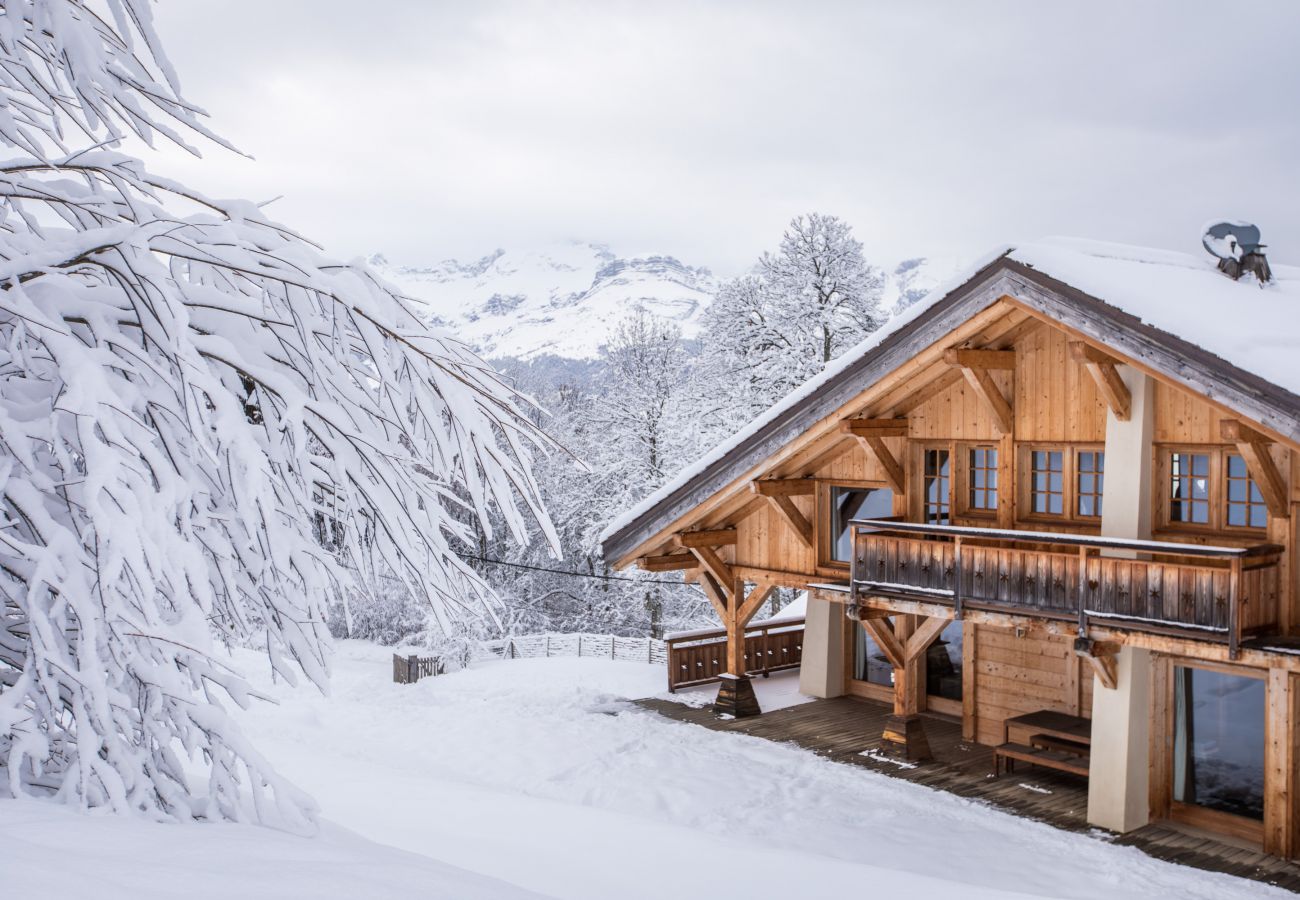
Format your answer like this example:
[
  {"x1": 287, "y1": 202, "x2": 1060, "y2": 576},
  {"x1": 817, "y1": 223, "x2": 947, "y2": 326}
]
[{"x1": 603, "y1": 258, "x2": 1300, "y2": 858}]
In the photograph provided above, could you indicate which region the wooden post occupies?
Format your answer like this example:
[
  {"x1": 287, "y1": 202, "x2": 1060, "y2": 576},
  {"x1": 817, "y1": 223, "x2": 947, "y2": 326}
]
[
  {"x1": 954, "y1": 535, "x2": 964, "y2": 620},
  {"x1": 714, "y1": 577, "x2": 768, "y2": 718},
  {"x1": 1230, "y1": 555, "x2": 1243, "y2": 660},
  {"x1": 1077, "y1": 545, "x2": 1090, "y2": 637},
  {"x1": 1265, "y1": 668, "x2": 1297, "y2": 858}
]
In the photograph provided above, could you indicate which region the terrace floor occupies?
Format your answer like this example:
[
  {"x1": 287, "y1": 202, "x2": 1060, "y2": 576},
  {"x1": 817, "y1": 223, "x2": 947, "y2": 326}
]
[{"x1": 635, "y1": 692, "x2": 1300, "y2": 894}]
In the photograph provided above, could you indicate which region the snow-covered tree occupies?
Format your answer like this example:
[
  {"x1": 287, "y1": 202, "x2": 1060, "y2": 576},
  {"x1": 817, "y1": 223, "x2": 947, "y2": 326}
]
[
  {"x1": 472, "y1": 315, "x2": 712, "y2": 639},
  {"x1": 0, "y1": 0, "x2": 555, "y2": 828},
  {"x1": 761, "y1": 212, "x2": 886, "y2": 367},
  {"x1": 695, "y1": 213, "x2": 885, "y2": 441}
]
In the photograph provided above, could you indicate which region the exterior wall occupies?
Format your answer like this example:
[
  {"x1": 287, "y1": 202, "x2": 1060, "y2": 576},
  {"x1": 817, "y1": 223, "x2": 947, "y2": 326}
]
[
  {"x1": 1013, "y1": 323, "x2": 1107, "y2": 443},
  {"x1": 971, "y1": 626, "x2": 1091, "y2": 746}
]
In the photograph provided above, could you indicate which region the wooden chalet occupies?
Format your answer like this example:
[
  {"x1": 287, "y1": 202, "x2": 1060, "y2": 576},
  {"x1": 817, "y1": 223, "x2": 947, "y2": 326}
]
[{"x1": 601, "y1": 237, "x2": 1300, "y2": 857}]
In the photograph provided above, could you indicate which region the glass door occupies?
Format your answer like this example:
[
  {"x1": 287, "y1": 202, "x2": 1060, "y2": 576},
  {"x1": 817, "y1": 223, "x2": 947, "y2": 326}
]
[{"x1": 1170, "y1": 664, "x2": 1266, "y2": 837}]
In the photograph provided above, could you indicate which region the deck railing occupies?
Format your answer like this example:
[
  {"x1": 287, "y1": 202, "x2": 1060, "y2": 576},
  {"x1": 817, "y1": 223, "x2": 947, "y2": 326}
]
[
  {"x1": 664, "y1": 616, "x2": 805, "y2": 692},
  {"x1": 849, "y1": 520, "x2": 1283, "y2": 658}
]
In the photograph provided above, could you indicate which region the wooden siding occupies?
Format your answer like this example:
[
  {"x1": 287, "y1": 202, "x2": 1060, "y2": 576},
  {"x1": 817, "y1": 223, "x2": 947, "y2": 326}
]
[
  {"x1": 1013, "y1": 323, "x2": 1107, "y2": 443},
  {"x1": 973, "y1": 626, "x2": 1089, "y2": 746}
]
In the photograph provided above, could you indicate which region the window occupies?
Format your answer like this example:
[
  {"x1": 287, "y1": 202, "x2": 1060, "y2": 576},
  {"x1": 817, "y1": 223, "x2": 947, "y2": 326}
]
[
  {"x1": 829, "y1": 485, "x2": 894, "y2": 563},
  {"x1": 1077, "y1": 451, "x2": 1104, "y2": 518},
  {"x1": 853, "y1": 622, "x2": 894, "y2": 687},
  {"x1": 1173, "y1": 666, "x2": 1265, "y2": 821},
  {"x1": 1226, "y1": 454, "x2": 1267, "y2": 529},
  {"x1": 1018, "y1": 445, "x2": 1106, "y2": 524},
  {"x1": 1169, "y1": 452, "x2": 1210, "y2": 525},
  {"x1": 1030, "y1": 449, "x2": 1065, "y2": 516},
  {"x1": 1159, "y1": 448, "x2": 1268, "y2": 533},
  {"x1": 967, "y1": 447, "x2": 998, "y2": 513},
  {"x1": 925, "y1": 620, "x2": 963, "y2": 701},
  {"x1": 923, "y1": 449, "x2": 951, "y2": 524}
]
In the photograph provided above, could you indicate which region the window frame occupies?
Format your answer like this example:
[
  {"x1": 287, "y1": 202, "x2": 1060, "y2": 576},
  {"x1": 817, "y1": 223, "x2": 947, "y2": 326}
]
[
  {"x1": 817, "y1": 478, "x2": 897, "y2": 570},
  {"x1": 958, "y1": 443, "x2": 1000, "y2": 520},
  {"x1": 921, "y1": 445, "x2": 953, "y2": 525},
  {"x1": 1156, "y1": 656, "x2": 1268, "y2": 845},
  {"x1": 1015, "y1": 443, "x2": 1106, "y2": 526},
  {"x1": 1155, "y1": 445, "x2": 1269, "y2": 536}
]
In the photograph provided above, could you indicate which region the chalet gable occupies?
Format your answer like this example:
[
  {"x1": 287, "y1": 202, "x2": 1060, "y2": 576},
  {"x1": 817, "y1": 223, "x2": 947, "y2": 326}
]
[{"x1": 600, "y1": 244, "x2": 1300, "y2": 566}]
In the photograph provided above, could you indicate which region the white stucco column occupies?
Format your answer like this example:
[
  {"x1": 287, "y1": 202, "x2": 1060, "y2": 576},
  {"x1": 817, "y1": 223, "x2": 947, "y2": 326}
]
[
  {"x1": 1087, "y1": 365, "x2": 1156, "y2": 832},
  {"x1": 1100, "y1": 365, "x2": 1156, "y2": 545},
  {"x1": 799, "y1": 594, "x2": 846, "y2": 699},
  {"x1": 1086, "y1": 645, "x2": 1152, "y2": 831}
]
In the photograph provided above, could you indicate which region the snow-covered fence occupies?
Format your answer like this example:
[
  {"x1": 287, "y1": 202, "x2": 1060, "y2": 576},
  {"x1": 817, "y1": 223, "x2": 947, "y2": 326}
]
[
  {"x1": 393, "y1": 633, "x2": 668, "y2": 684},
  {"x1": 477, "y1": 633, "x2": 668, "y2": 665}
]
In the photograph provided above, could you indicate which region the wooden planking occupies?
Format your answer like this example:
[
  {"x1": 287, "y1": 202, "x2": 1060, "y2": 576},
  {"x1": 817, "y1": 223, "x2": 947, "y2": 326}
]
[
  {"x1": 973, "y1": 624, "x2": 1085, "y2": 746},
  {"x1": 1014, "y1": 322, "x2": 1106, "y2": 443},
  {"x1": 1154, "y1": 379, "x2": 1227, "y2": 444}
]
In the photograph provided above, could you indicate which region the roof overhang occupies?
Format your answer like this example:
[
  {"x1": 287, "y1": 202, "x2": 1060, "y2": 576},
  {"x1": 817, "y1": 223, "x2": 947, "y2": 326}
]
[{"x1": 600, "y1": 256, "x2": 1300, "y2": 567}]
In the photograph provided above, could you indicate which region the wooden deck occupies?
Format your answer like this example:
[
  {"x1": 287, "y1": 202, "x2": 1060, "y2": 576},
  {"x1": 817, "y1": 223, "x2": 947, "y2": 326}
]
[{"x1": 635, "y1": 694, "x2": 1300, "y2": 893}]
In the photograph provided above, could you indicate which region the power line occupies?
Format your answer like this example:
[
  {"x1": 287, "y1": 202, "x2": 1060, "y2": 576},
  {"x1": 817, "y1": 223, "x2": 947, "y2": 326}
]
[{"x1": 463, "y1": 553, "x2": 701, "y2": 589}]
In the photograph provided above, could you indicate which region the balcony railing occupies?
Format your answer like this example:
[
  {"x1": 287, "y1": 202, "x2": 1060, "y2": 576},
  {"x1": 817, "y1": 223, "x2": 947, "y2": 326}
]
[{"x1": 849, "y1": 520, "x2": 1284, "y2": 658}]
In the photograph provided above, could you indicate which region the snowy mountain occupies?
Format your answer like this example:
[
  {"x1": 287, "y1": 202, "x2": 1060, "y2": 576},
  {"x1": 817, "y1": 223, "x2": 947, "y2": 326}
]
[
  {"x1": 370, "y1": 242, "x2": 716, "y2": 361},
  {"x1": 371, "y1": 241, "x2": 962, "y2": 361}
]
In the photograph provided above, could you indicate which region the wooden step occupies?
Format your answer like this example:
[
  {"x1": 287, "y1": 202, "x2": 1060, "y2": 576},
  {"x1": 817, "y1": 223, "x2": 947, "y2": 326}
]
[{"x1": 994, "y1": 742, "x2": 1090, "y2": 778}]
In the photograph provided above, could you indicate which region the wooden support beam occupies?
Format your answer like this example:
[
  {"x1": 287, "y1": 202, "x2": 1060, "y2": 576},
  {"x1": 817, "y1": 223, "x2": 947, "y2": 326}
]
[
  {"x1": 1265, "y1": 668, "x2": 1297, "y2": 858},
  {"x1": 839, "y1": 418, "x2": 909, "y2": 438},
  {"x1": 764, "y1": 494, "x2": 814, "y2": 549},
  {"x1": 903, "y1": 614, "x2": 951, "y2": 662},
  {"x1": 750, "y1": 478, "x2": 816, "y2": 497},
  {"x1": 1074, "y1": 637, "x2": 1120, "y2": 690},
  {"x1": 942, "y1": 348, "x2": 1015, "y2": 370},
  {"x1": 694, "y1": 570, "x2": 728, "y2": 620},
  {"x1": 677, "y1": 528, "x2": 737, "y2": 548},
  {"x1": 860, "y1": 617, "x2": 905, "y2": 669},
  {"x1": 1222, "y1": 419, "x2": 1290, "y2": 519},
  {"x1": 1069, "y1": 342, "x2": 1131, "y2": 421},
  {"x1": 738, "y1": 582, "x2": 779, "y2": 625},
  {"x1": 688, "y1": 545, "x2": 735, "y2": 595},
  {"x1": 860, "y1": 435, "x2": 906, "y2": 494},
  {"x1": 959, "y1": 365, "x2": 1014, "y2": 435},
  {"x1": 1084, "y1": 654, "x2": 1118, "y2": 690},
  {"x1": 636, "y1": 552, "x2": 696, "y2": 572}
]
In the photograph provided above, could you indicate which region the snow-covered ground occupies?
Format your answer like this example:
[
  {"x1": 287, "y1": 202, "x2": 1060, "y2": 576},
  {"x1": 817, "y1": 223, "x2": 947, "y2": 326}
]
[{"x1": 4, "y1": 642, "x2": 1284, "y2": 899}]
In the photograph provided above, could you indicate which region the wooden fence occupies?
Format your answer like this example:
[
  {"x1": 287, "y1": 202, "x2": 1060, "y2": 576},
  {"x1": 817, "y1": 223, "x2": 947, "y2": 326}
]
[
  {"x1": 392, "y1": 653, "x2": 444, "y2": 684},
  {"x1": 664, "y1": 617, "x2": 805, "y2": 692}
]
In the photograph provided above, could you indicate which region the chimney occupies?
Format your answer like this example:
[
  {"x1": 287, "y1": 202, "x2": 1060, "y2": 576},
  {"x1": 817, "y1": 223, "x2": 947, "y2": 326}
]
[{"x1": 1202, "y1": 221, "x2": 1271, "y2": 283}]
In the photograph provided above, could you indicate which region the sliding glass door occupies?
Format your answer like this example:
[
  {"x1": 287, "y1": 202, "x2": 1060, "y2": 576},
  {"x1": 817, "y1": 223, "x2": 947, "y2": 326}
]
[{"x1": 1172, "y1": 665, "x2": 1266, "y2": 823}]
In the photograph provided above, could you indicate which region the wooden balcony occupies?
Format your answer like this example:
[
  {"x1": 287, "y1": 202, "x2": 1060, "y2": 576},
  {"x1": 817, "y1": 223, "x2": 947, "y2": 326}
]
[
  {"x1": 664, "y1": 616, "x2": 804, "y2": 691},
  {"x1": 849, "y1": 520, "x2": 1284, "y2": 657}
]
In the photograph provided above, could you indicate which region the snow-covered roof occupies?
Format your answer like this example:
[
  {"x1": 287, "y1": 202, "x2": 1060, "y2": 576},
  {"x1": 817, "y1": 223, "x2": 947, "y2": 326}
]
[
  {"x1": 1009, "y1": 237, "x2": 1300, "y2": 397},
  {"x1": 601, "y1": 236, "x2": 1300, "y2": 560}
]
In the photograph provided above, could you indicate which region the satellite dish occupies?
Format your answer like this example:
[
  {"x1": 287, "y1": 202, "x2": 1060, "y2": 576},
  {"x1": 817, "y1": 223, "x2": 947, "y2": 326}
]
[{"x1": 1202, "y1": 220, "x2": 1265, "y2": 262}]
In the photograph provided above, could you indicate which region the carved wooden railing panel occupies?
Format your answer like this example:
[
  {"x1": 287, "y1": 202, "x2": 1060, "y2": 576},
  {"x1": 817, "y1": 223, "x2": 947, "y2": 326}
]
[
  {"x1": 850, "y1": 520, "x2": 1283, "y2": 658},
  {"x1": 664, "y1": 617, "x2": 805, "y2": 692}
]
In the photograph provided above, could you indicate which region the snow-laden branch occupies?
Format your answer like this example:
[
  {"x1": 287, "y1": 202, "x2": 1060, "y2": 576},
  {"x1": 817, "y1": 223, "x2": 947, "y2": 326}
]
[{"x1": 0, "y1": 0, "x2": 558, "y2": 828}]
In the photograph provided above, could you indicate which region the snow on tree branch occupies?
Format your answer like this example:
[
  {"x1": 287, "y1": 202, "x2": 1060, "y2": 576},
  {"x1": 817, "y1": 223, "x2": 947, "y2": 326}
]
[{"x1": 0, "y1": 0, "x2": 557, "y2": 828}]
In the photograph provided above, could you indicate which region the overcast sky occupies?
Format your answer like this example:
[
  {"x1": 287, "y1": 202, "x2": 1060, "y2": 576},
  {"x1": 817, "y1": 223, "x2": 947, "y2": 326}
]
[{"x1": 150, "y1": 1, "x2": 1300, "y2": 275}]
